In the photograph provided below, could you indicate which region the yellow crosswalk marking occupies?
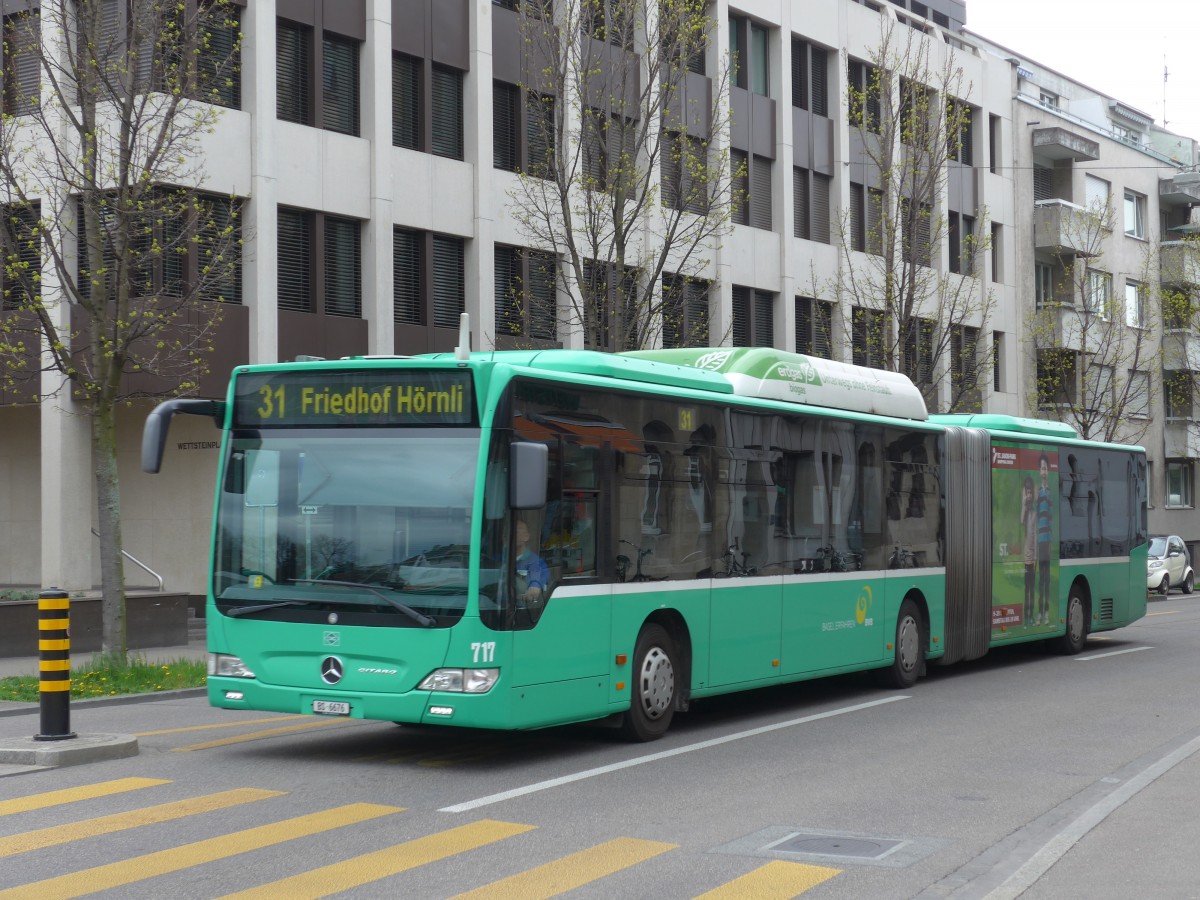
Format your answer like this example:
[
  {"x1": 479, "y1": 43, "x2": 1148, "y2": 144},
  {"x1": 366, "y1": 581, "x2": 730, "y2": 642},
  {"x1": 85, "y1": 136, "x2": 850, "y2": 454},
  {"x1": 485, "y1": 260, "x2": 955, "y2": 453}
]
[
  {"x1": 218, "y1": 819, "x2": 535, "y2": 899},
  {"x1": 0, "y1": 788, "x2": 284, "y2": 858},
  {"x1": 452, "y1": 836, "x2": 677, "y2": 899},
  {"x1": 0, "y1": 802, "x2": 401, "y2": 900},
  {"x1": 136, "y1": 715, "x2": 310, "y2": 736},
  {"x1": 0, "y1": 778, "x2": 169, "y2": 817},
  {"x1": 171, "y1": 718, "x2": 351, "y2": 751},
  {"x1": 694, "y1": 860, "x2": 841, "y2": 898}
]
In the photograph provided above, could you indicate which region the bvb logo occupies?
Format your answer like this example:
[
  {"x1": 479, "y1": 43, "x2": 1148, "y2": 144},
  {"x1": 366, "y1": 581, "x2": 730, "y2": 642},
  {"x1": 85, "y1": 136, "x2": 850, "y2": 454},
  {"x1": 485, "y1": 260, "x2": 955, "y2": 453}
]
[{"x1": 855, "y1": 585, "x2": 874, "y2": 625}]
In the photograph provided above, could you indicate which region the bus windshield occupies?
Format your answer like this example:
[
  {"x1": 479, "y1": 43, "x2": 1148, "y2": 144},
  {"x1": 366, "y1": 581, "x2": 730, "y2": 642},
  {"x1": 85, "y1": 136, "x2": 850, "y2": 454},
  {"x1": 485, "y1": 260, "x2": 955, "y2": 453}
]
[{"x1": 213, "y1": 430, "x2": 479, "y2": 626}]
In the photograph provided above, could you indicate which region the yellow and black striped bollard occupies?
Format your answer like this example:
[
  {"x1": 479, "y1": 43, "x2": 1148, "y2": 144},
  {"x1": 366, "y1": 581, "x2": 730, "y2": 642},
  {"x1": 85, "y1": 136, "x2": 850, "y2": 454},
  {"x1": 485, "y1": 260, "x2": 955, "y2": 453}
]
[{"x1": 35, "y1": 588, "x2": 76, "y2": 741}]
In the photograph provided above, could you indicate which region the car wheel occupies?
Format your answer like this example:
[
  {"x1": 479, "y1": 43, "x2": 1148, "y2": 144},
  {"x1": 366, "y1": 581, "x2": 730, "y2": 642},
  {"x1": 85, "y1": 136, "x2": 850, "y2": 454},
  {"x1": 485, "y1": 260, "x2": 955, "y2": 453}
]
[
  {"x1": 1159, "y1": 575, "x2": 1170, "y2": 596},
  {"x1": 1185, "y1": 572, "x2": 1194, "y2": 595}
]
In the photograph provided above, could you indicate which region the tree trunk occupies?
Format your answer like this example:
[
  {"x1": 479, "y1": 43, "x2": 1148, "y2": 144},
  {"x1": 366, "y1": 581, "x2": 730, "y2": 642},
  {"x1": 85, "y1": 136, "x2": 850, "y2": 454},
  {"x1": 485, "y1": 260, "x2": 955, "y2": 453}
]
[{"x1": 92, "y1": 402, "x2": 127, "y2": 658}]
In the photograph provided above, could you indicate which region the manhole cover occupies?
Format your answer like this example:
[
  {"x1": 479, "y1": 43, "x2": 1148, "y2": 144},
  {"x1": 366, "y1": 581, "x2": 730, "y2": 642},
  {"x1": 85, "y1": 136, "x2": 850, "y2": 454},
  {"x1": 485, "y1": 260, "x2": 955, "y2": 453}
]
[{"x1": 773, "y1": 835, "x2": 905, "y2": 859}]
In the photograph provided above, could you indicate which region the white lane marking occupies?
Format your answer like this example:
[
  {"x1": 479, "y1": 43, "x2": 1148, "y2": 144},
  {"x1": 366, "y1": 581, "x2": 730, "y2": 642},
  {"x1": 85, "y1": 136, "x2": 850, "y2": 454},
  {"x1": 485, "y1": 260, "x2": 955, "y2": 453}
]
[
  {"x1": 985, "y1": 733, "x2": 1200, "y2": 900},
  {"x1": 439, "y1": 696, "x2": 908, "y2": 813},
  {"x1": 1075, "y1": 646, "x2": 1153, "y2": 661}
]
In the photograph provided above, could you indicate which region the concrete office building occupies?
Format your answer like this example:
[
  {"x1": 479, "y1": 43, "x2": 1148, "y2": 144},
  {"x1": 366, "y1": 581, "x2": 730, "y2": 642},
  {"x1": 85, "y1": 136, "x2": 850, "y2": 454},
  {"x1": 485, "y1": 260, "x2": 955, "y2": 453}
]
[{"x1": 0, "y1": 0, "x2": 1195, "y2": 599}]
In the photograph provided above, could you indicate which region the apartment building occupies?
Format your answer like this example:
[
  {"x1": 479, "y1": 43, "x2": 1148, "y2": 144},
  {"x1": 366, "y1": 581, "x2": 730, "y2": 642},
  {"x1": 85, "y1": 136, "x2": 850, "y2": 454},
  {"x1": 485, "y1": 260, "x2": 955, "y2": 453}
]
[{"x1": 0, "y1": 0, "x2": 1194, "y2": 597}]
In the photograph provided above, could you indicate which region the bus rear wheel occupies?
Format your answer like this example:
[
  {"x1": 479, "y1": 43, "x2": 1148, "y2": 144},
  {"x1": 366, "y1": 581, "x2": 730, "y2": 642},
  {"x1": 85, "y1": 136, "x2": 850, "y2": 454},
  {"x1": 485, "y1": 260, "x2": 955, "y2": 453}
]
[
  {"x1": 872, "y1": 599, "x2": 922, "y2": 689},
  {"x1": 1053, "y1": 587, "x2": 1088, "y2": 655},
  {"x1": 621, "y1": 624, "x2": 676, "y2": 742}
]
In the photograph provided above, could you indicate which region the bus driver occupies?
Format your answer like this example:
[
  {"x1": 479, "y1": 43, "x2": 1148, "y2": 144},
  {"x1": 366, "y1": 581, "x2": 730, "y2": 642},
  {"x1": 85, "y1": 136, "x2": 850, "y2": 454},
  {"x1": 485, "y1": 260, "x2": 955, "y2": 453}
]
[{"x1": 515, "y1": 519, "x2": 550, "y2": 609}]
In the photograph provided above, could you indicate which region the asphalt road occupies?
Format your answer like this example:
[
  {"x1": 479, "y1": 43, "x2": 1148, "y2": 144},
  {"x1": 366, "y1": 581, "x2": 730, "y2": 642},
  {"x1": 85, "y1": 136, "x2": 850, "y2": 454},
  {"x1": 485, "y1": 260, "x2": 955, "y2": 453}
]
[{"x1": 0, "y1": 593, "x2": 1196, "y2": 898}]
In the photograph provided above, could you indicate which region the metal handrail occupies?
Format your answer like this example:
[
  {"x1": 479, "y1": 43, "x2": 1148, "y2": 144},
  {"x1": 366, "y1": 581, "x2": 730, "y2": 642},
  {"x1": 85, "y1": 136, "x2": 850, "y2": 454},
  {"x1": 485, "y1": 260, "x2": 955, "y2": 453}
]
[{"x1": 90, "y1": 529, "x2": 165, "y2": 592}]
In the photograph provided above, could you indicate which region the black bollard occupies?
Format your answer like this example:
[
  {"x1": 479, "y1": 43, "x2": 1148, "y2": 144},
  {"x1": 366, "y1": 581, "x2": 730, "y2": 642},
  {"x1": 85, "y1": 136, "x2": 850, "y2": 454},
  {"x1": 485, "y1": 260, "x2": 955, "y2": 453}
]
[{"x1": 34, "y1": 588, "x2": 76, "y2": 741}]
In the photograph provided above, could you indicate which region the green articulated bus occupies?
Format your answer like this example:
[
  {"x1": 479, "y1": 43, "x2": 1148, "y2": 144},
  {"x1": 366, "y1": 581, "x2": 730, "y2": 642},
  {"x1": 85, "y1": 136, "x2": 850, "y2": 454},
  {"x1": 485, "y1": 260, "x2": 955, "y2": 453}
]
[{"x1": 143, "y1": 342, "x2": 1148, "y2": 741}]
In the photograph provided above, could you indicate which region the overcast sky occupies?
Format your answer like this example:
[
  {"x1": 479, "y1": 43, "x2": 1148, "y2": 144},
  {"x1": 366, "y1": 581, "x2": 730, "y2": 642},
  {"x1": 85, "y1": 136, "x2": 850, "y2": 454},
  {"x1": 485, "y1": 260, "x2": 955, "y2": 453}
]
[{"x1": 966, "y1": 0, "x2": 1200, "y2": 149}]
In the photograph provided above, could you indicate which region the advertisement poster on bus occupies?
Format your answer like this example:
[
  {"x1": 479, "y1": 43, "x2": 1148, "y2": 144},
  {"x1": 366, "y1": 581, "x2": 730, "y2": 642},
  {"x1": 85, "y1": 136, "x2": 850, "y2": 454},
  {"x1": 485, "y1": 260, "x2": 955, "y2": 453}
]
[{"x1": 991, "y1": 443, "x2": 1059, "y2": 633}]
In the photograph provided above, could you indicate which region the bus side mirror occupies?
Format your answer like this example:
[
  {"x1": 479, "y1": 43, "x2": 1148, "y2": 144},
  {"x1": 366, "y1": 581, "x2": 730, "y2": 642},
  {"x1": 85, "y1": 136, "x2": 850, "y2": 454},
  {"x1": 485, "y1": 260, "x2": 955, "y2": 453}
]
[
  {"x1": 510, "y1": 442, "x2": 548, "y2": 509},
  {"x1": 141, "y1": 399, "x2": 225, "y2": 473}
]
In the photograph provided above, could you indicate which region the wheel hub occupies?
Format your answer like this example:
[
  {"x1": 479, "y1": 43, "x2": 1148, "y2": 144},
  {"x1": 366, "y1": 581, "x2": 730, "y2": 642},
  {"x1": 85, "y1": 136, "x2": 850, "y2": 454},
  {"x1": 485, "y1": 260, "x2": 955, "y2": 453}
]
[{"x1": 638, "y1": 646, "x2": 674, "y2": 719}]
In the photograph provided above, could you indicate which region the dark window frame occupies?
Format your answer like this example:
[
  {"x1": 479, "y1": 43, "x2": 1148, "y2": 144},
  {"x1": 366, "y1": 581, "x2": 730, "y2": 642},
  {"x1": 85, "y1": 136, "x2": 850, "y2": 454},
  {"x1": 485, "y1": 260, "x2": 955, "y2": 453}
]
[
  {"x1": 277, "y1": 205, "x2": 361, "y2": 316},
  {"x1": 277, "y1": 16, "x2": 361, "y2": 136}
]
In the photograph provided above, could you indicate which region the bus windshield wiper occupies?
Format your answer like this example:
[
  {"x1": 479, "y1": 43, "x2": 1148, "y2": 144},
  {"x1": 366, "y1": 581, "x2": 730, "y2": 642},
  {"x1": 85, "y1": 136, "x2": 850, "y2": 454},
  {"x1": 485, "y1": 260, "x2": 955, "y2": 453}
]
[
  {"x1": 291, "y1": 579, "x2": 437, "y2": 627},
  {"x1": 227, "y1": 599, "x2": 318, "y2": 618}
]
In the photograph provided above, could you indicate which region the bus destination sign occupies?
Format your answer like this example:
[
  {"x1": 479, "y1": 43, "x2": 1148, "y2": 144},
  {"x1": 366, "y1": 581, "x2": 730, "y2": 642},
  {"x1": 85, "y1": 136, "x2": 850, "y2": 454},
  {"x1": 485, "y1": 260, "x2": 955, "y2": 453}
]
[{"x1": 233, "y1": 370, "x2": 475, "y2": 427}]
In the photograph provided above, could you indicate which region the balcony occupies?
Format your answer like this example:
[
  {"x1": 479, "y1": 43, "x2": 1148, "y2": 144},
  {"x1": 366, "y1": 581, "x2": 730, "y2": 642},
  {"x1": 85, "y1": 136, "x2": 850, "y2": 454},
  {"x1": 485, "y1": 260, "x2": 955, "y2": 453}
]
[
  {"x1": 1031, "y1": 126, "x2": 1099, "y2": 162},
  {"x1": 1162, "y1": 330, "x2": 1200, "y2": 371},
  {"x1": 1033, "y1": 200, "x2": 1100, "y2": 257},
  {"x1": 1165, "y1": 420, "x2": 1200, "y2": 459},
  {"x1": 1161, "y1": 241, "x2": 1200, "y2": 287},
  {"x1": 1160, "y1": 173, "x2": 1200, "y2": 208},
  {"x1": 1033, "y1": 303, "x2": 1083, "y2": 352}
]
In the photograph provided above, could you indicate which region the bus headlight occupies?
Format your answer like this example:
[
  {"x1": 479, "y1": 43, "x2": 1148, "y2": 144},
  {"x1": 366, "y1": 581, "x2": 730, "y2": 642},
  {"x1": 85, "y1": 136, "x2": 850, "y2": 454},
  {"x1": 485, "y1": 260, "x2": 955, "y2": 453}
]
[
  {"x1": 418, "y1": 668, "x2": 499, "y2": 694},
  {"x1": 209, "y1": 653, "x2": 256, "y2": 679}
]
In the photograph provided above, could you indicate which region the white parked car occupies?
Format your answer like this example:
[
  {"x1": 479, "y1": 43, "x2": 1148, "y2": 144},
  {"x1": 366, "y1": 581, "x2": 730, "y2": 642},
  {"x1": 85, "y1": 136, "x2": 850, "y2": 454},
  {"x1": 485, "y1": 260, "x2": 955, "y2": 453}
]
[{"x1": 1147, "y1": 535, "x2": 1194, "y2": 595}]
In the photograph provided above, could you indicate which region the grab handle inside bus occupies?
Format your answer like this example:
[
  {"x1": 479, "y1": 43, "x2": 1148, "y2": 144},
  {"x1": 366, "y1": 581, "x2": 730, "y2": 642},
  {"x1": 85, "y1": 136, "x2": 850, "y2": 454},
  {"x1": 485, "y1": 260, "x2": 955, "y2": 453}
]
[
  {"x1": 510, "y1": 442, "x2": 548, "y2": 509},
  {"x1": 142, "y1": 399, "x2": 225, "y2": 474}
]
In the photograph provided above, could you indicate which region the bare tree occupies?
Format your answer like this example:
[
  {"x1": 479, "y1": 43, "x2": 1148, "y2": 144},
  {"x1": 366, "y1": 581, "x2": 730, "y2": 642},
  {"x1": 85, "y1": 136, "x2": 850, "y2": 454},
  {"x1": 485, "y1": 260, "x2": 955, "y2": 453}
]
[
  {"x1": 835, "y1": 18, "x2": 995, "y2": 412},
  {"x1": 0, "y1": 0, "x2": 242, "y2": 657},
  {"x1": 500, "y1": 0, "x2": 736, "y2": 352},
  {"x1": 1027, "y1": 193, "x2": 1161, "y2": 445}
]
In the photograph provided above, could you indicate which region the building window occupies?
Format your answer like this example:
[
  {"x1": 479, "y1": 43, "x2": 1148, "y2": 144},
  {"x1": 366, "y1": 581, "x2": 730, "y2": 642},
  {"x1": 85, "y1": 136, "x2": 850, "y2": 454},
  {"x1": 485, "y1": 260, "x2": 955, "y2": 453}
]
[
  {"x1": 795, "y1": 296, "x2": 833, "y2": 359},
  {"x1": 946, "y1": 100, "x2": 974, "y2": 166},
  {"x1": 495, "y1": 83, "x2": 556, "y2": 176},
  {"x1": 1038, "y1": 90, "x2": 1058, "y2": 109},
  {"x1": 583, "y1": 108, "x2": 636, "y2": 196},
  {"x1": 951, "y1": 324, "x2": 980, "y2": 410},
  {"x1": 392, "y1": 53, "x2": 420, "y2": 149},
  {"x1": 852, "y1": 306, "x2": 887, "y2": 369},
  {"x1": 988, "y1": 114, "x2": 1000, "y2": 174},
  {"x1": 1085, "y1": 269, "x2": 1112, "y2": 320},
  {"x1": 1124, "y1": 190, "x2": 1146, "y2": 239},
  {"x1": 277, "y1": 20, "x2": 311, "y2": 124},
  {"x1": 322, "y1": 34, "x2": 359, "y2": 135},
  {"x1": 431, "y1": 65, "x2": 464, "y2": 159},
  {"x1": 1035, "y1": 261, "x2": 1055, "y2": 307},
  {"x1": 847, "y1": 59, "x2": 880, "y2": 133},
  {"x1": 732, "y1": 286, "x2": 774, "y2": 347},
  {"x1": 1128, "y1": 369, "x2": 1150, "y2": 419},
  {"x1": 1085, "y1": 174, "x2": 1110, "y2": 213},
  {"x1": 79, "y1": 193, "x2": 241, "y2": 304},
  {"x1": 1166, "y1": 460, "x2": 1193, "y2": 509},
  {"x1": 662, "y1": 275, "x2": 709, "y2": 348},
  {"x1": 0, "y1": 200, "x2": 40, "y2": 309},
  {"x1": 990, "y1": 223, "x2": 1002, "y2": 283},
  {"x1": 1164, "y1": 370, "x2": 1194, "y2": 419},
  {"x1": 948, "y1": 212, "x2": 975, "y2": 276},
  {"x1": 992, "y1": 331, "x2": 1004, "y2": 392},
  {"x1": 791, "y1": 38, "x2": 828, "y2": 116},
  {"x1": 496, "y1": 245, "x2": 558, "y2": 342},
  {"x1": 793, "y1": 168, "x2": 830, "y2": 243},
  {"x1": 2, "y1": 11, "x2": 38, "y2": 116},
  {"x1": 750, "y1": 22, "x2": 769, "y2": 96},
  {"x1": 277, "y1": 19, "x2": 360, "y2": 136},
  {"x1": 277, "y1": 207, "x2": 359, "y2": 316},
  {"x1": 750, "y1": 154, "x2": 773, "y2": 230},
  {"x1": 901, "y1": 198, "x2": 931, "y2": 266},
  {"x1": 1037, "y1": 348, "x2": 1076, "y2": 407},
  {"x1": 1083, "y1": 363, "x2": 1114, "y2": 413},
  {"x1": 662, "y1": 131, "x2": 708, "y2": 214},
  {"x1": 1033, "y1": 164, "x2": 1053, "y2": 203},
  {"x1": 1125, "y1": 280, "x2": 1145, "y2": 328},
  {"x1": 393, "y1": 227, "x2": 465, "y2": 328},
  {"x1": 904, "y1": 317, "x2": 936, "y2": 390}
]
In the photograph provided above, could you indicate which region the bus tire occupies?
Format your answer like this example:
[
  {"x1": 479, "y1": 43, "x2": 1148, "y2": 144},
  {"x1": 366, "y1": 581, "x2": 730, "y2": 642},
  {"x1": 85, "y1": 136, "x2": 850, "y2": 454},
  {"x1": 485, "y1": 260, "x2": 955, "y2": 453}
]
[
  {"x1": 872, "y1": 599, "x2": 922, "y2": 689},
  {"x1": 1053, "y1": 587, "x2": 1088, "y2": 655},
  {"x1": 621, "y1": 624, "x2": 676, "y2": 742}
]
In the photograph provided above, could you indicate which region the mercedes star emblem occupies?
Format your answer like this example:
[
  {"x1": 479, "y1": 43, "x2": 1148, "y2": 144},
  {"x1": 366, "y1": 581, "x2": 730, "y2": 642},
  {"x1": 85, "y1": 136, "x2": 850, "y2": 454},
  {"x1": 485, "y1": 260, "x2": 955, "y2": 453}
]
[{"x1": 320, "y1": 656, "x2": 344, "y2": 685}]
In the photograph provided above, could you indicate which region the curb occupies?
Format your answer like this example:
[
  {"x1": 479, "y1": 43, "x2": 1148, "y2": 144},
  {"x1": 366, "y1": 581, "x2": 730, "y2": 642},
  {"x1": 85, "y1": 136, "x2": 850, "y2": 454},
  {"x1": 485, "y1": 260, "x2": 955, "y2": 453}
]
[{"x1": 0, "y1": 687, "x2": 208, "y2": 719}]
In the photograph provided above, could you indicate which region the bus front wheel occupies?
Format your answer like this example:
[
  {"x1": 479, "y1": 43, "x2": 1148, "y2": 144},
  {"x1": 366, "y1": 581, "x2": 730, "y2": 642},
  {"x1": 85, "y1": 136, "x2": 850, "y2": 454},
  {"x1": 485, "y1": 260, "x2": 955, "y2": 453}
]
[
  {"x1": 873, "y1": 599, "x2": 922, "y2": 689},
  {"x1": 621, "y1": 624, "x2": 676, "y2": 742}
]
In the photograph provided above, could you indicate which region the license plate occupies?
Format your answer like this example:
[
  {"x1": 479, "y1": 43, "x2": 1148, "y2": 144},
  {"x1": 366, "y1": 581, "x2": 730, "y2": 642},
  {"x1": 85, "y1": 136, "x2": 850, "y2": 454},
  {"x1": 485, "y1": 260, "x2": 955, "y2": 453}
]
[{"x1": 312, "y1": 700, "x2": 350, "y2": 716}]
